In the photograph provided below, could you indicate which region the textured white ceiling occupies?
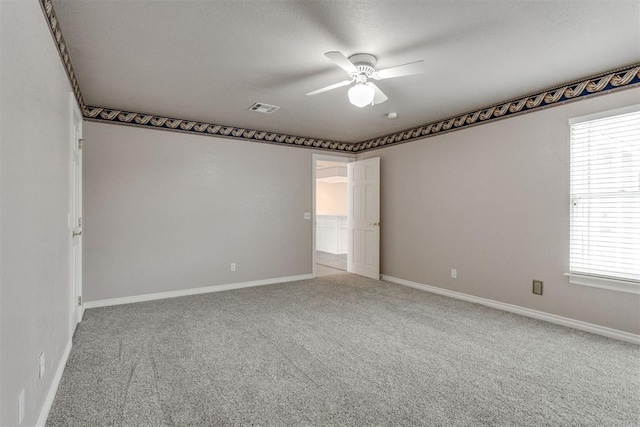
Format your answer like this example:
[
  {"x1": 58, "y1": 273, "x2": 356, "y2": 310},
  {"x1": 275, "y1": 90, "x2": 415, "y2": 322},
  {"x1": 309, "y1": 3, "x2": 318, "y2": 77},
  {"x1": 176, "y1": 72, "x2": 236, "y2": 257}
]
[{"x1": 52, "y1": 0, "x2": 640, "y2": 143}]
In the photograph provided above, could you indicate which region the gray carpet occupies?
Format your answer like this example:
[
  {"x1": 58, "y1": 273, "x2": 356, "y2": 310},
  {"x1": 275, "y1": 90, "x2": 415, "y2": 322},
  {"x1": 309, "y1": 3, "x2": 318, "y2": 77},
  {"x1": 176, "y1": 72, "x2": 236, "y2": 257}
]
[
  {"x1": 316, "y1": 263, "x2": 345, "y2": 277},
  {"x1": 47, "y1": 274, "x2": 639, "y2": 426},
  {"x1": 316, "y1": 251, "x2": 347, "y2": 271}
]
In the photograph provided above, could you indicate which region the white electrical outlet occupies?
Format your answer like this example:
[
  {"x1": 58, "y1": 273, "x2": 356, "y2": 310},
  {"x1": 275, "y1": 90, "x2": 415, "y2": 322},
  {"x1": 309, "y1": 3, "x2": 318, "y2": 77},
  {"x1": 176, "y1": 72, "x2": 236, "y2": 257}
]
[
  {"x1": 451, "y1": 268, "x2": 457, "y2": 279},
  {"x1": 39, "y1": 352, "x2": 45, "y2": 379},
  {"x1": 303, "y1": 212, "x2": 311, "y2": 220},
  {"x1": 230, "y1": 262, "x2": 236, "y2": 272},
  {"x1": 18, "y1": 389, "x2": 25, "y2": 424}
]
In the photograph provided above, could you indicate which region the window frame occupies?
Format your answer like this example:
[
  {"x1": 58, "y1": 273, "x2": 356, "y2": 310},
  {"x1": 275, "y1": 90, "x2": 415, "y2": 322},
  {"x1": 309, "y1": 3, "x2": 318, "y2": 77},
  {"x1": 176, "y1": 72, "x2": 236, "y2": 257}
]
[{"x1": 566, "y1": 104, "x2": 640, "y2": 295}]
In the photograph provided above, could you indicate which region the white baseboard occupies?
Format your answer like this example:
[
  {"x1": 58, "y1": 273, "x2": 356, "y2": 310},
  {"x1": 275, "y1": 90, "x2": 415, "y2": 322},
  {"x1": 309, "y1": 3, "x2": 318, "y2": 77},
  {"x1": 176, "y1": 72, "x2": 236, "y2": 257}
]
[
  {"x1": 36, "y1": 338, "x2": 72, "y2": 427},
  {"x1": 381, "y1": 275, "x2": 640, "y2": 345},
  {"x1": 84, "y1": 274, "x2": 314, "y2": 309}
]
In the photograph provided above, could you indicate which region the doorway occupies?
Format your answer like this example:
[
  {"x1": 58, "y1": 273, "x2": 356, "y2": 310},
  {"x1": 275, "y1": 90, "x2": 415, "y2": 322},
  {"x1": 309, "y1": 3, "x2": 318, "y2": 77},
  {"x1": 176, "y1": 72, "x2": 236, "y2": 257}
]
[
  {"x1": 312, "y1": 154, "x2": 381, "y2": 280},
  {"x1": 313, "y1": 155, "x2": 351, "y2": 277}
]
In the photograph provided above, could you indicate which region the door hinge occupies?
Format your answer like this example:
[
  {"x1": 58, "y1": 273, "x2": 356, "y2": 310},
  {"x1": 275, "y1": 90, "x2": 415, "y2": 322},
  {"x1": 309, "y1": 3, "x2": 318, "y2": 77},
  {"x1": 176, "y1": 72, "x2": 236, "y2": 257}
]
[
  {"x1": 78, "y1": 138, "x2": 84, "y2": 150},
  {"x1": 77, "y1": 296, "x2": 82, "y2": 306}
]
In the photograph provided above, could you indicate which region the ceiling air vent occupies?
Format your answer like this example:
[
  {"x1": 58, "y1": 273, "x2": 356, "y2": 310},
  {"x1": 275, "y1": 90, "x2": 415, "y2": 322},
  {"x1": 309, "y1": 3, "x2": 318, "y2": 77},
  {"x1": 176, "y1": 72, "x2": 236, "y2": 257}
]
[{"x1": 248, "y1": 102, "x2": 280, "y2": 114}]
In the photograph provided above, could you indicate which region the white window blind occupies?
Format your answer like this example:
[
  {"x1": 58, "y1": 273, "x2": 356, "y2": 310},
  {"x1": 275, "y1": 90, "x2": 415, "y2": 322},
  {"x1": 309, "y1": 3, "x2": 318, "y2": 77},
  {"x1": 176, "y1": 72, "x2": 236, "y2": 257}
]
[{"x1": 569, "y1": 106, "x2": 640, "y2": 289}]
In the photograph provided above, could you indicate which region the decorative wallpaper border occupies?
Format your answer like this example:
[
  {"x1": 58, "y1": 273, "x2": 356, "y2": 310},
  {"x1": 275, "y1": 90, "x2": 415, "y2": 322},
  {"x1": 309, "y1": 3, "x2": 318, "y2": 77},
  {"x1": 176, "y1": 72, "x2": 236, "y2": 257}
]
[
  {"x1": 40, "y1": 0, "x2": 639, "y2": 153},
  {"x1": 39, "y1": 0, "x2": 84, "y2": 109},
  {"x1": 354, "y1": 64, "x2": 640, "y2": 152},
  {"x1": 83, "y1": 106, "x2": 354, "y2": 152}
]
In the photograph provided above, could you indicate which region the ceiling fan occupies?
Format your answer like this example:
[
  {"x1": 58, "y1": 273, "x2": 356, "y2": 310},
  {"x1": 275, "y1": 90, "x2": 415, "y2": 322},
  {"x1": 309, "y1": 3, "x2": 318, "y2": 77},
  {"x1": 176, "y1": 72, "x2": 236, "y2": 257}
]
[{"x1": 306, "y1": 51, "x2": 426, "y2": 108}]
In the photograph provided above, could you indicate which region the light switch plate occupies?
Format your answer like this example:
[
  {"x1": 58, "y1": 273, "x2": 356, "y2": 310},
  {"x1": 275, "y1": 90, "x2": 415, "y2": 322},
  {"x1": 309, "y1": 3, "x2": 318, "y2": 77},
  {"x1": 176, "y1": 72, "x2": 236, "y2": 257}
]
[
  {"x1": 18, "y1": 389, "x2": 25, "y2": 424},
  {"x1": 39, "y1": 352, "x2": 45, "y2": 379},
  {"x1": 303, "y1": 212, "x2": 311, "y2": 220}
]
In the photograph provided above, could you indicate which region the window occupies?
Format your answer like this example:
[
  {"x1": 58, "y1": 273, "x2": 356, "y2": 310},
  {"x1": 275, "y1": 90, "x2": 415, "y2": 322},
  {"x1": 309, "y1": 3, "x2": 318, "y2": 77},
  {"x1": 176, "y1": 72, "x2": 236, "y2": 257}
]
[{"x1": 568, "y1": 105, "x2": 640, "y2": 294}]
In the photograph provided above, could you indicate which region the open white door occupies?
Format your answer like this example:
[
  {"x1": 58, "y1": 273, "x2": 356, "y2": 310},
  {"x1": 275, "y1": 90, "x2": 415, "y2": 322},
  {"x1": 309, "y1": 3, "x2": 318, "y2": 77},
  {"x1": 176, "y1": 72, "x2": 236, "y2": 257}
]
[
  {"x1": 348, "y1": 157, "x2": 380, "y2": 280},
  {"x1": 70, "y1": 100, "x2": 83, "y2": 327}
]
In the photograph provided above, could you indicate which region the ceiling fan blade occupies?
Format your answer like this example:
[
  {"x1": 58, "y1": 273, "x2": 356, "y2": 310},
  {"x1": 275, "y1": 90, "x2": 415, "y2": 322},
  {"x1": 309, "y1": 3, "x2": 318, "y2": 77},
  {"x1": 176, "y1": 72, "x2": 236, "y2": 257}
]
[
  {"x1": 368, "y1": 82, "x2": 388, "y2": 105},
  {"x1": 375, "y1": 60, "x2": 426, "y2": 80},
  {"x1": 324, "y1": 51, "x2": 358, "y2": 74},
  {"x1": 306, "y1": 79, "x2": 353, "y2": 96}
]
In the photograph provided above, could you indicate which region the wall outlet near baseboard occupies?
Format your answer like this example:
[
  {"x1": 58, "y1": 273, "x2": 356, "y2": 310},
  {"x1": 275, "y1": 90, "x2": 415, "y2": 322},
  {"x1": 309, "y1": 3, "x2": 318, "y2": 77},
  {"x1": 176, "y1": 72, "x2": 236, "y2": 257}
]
[
  {"x1": 451, "y1": 268, "x2": 457, "y2": 279},
  {"x1": 230, "y1": 262, "x2": 236, "y2": 272},
  {"x1": 533, "y1": 280, "x2": 544, "y2": 295}
]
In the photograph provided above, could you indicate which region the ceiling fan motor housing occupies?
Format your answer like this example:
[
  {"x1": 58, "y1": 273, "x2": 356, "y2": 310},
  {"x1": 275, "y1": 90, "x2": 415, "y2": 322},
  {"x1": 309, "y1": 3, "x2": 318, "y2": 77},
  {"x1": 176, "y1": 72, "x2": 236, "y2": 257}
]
[{"x1": 348, "y1": 53, "x2": 377, "y2": 78}]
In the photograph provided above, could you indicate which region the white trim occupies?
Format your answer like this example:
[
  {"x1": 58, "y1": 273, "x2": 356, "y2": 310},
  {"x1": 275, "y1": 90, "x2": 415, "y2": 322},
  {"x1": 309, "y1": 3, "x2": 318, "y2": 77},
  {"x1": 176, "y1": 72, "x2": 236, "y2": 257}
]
[
  {"x1": 312, "y1": 153, "x2": 355, "y2": 162},
  {"x1": 312, "y1": 157, "x2": 316, "y2": 278},
  {"x1": 568, "y1": 103, "x2": 640, "y2": 125},
  {"x1": 84, "y1": 274, "x2": 313, "y2": 309},
  {"x1": 382, "y1": 275, "x2": 640, "y2": 345},
  {"x1": 36, "y1": 339, "x2": 72, "y2": 427},
  {"x1": 565, "y1": 273, "x2": 640, "y2": 295}
]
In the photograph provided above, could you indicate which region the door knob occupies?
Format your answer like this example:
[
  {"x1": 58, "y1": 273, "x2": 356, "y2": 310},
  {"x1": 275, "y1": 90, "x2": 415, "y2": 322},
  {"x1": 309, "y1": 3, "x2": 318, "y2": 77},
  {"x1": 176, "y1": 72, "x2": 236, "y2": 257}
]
[{"x1": 72, "y1": 230, "x2": 82, "y2": 237}]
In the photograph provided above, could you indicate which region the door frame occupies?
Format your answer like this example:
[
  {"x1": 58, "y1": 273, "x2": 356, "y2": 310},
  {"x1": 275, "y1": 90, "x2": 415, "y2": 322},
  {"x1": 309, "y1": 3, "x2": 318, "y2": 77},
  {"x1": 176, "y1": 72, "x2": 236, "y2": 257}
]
[
  {"x1": 312, "y1": 153, "x2": 354, "y2": 277},
  {"x1": 69, "y1": 95, "x2": 83, "y2": 333}
]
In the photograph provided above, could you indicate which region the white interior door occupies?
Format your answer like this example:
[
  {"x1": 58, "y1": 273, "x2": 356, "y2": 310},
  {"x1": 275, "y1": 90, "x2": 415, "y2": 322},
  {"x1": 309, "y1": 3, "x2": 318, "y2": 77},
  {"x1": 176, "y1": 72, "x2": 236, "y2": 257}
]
[
  {"x1": 348, "y1": 157, "x2": 380, "y2": 279},
  {"x1": 70, "y1": 102, "x2": 83, "y2": 326}
]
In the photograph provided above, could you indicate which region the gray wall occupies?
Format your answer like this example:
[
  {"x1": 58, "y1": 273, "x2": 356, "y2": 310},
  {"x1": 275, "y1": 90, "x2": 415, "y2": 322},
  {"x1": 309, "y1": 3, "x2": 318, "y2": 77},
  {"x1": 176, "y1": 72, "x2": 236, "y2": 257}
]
[
  {"x1": 358, "y1": 88, "x2": 640, "y2": 335},
  {"x1": 83, "y1": 122, "x2": 316, "y2": 302},
  {"x1": 0, "y1": 0, "x2": 75, "y2": 425}
]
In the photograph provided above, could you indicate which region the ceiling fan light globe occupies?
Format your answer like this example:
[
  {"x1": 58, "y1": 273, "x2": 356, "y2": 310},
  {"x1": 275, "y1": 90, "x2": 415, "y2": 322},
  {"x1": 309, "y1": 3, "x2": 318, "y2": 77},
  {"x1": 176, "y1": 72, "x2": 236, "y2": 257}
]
[{"x1": 348, "y1": 83, "x2": 375, "y2": 107}]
